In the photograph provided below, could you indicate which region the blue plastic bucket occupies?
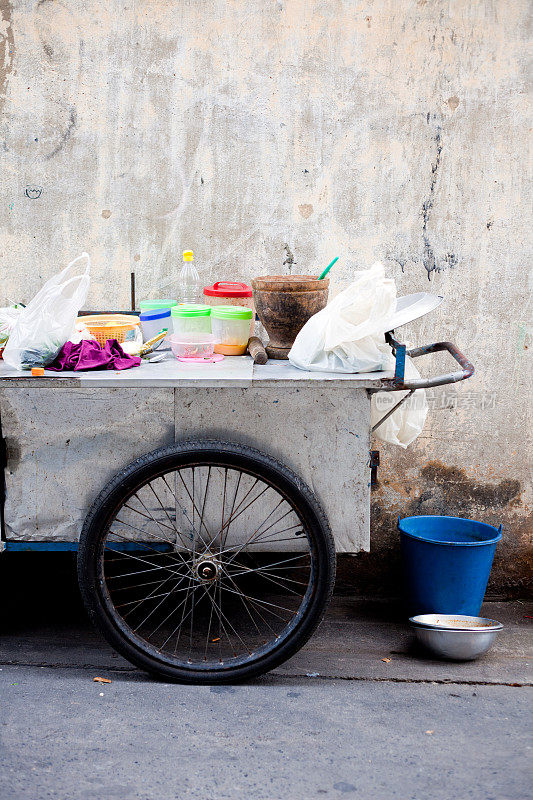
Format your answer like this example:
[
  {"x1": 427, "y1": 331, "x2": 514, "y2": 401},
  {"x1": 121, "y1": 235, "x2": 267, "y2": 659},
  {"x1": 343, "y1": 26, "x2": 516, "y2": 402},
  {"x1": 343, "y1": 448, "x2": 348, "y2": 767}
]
[{"x1": 399, "y1": 516, "x2": 502, "y2": 616}]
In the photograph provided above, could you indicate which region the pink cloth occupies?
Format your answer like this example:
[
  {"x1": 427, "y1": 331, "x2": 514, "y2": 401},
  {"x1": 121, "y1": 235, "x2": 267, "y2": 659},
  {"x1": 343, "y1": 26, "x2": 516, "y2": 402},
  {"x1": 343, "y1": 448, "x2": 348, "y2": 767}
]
[{"x1": 48, "y1": 339, "x2": 141, "y2": 371}]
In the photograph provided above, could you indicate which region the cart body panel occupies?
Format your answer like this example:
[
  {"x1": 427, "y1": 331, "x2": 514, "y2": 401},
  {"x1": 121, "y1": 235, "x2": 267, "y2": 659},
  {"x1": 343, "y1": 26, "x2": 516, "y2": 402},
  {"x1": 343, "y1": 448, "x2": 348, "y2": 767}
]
[{"x1": 0, "y1": 358, "x2": 387, "y2": 553}]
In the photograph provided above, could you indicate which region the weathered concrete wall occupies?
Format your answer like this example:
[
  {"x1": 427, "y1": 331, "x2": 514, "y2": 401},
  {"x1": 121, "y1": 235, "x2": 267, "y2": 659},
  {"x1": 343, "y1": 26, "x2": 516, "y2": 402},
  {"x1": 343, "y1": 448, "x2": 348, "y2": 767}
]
[{"x1": 0, "y1": 1, "x2": 531, "y2": 593}]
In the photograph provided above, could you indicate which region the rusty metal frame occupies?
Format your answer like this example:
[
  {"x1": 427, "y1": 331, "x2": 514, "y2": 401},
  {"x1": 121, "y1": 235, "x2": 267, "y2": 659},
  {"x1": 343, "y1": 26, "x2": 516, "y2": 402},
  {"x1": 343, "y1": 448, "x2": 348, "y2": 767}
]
[
  {"x1": 378, "y1": 332, "x2": 475, "y2": 391},
  {"x1": 369, "y1": 332, "x2": 475, "y2": 433},
  {"x1": 371, "y1": 389, "x2": 415, "y2": 433}
]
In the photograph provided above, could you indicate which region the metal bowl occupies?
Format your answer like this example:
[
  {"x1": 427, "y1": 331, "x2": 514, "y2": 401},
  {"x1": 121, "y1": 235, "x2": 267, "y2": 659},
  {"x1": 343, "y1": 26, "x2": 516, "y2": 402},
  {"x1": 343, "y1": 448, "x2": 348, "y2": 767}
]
[{"x1": 409, "y1": 614, "x2": 503, "y2": 661}]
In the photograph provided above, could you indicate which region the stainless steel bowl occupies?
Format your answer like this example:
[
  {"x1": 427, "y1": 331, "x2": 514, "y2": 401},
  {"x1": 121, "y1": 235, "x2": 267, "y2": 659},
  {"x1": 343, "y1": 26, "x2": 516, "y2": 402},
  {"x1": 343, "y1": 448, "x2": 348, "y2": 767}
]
[{"x1": 409, "y1": 614, "x2": 503, "y2": 661}]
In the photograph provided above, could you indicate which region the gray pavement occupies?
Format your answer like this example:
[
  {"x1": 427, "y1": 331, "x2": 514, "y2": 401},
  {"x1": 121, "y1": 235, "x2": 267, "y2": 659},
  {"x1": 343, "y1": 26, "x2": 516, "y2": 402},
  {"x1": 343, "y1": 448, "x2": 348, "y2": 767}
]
[
  {"x1": 0, "y1": 556, "x2": 531, "y2": 799},
  {"x1": 1, "y1": 668, "x2": 530, "y2": 800}
]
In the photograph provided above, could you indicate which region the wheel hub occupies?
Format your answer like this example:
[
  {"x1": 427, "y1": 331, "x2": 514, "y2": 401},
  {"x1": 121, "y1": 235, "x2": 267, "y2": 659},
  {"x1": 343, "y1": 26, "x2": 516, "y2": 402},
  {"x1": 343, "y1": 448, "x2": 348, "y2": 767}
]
[{"x1": 195, "y1": 557, "x2": 220, "y2": 582}]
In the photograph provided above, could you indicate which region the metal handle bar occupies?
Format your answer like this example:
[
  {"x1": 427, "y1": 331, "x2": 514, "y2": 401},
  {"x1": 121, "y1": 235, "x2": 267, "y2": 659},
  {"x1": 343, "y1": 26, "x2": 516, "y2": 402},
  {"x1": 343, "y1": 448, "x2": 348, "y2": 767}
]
[{"x1": 380, "y1": 335, "x2": 474, "y2": 391}]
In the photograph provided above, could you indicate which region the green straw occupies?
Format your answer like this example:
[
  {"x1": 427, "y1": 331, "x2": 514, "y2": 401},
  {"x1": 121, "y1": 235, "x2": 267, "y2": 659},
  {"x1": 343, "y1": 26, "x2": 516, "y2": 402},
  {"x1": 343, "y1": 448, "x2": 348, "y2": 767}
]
[{"x1": 318, "y1": 256, "x2": 339, "y2": 280}]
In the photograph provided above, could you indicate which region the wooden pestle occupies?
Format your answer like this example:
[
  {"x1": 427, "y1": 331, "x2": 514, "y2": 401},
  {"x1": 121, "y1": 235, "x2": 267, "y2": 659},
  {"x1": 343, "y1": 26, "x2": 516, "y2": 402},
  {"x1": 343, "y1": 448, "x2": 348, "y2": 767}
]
[{"x1": 247, "y1": 336, "x2": 268, "y2": 364}]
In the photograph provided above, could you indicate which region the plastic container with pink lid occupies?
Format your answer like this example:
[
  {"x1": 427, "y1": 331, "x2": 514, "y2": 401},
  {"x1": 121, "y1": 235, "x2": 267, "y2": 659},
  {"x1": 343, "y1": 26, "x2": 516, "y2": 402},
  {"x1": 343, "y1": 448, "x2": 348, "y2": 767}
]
[{"x1": 203, "y1": 282, "x2": 255, "y2": 336}]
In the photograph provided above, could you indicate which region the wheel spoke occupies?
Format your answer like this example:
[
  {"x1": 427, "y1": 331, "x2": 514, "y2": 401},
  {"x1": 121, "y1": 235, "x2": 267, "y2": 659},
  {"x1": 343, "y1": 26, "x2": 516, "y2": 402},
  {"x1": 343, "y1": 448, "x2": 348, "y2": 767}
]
[
  {"x1": 198, "y1": 466, "x2": 211, "y2": 543},
  {"x1": 203, "y1": 582, "x2": 251, "y2": 656},
  {"x1": 177, "y1": 468, "x2": 211, "y2": 548},
  {"x1": 203, "y1": 584, "x2": 216, "y2": 661},
  {"x1": 223, "y1": 571, "x2": 277, "y2": 637},
  {"x1": 221, "y1": 470, "x2": 241, "y2": 548},
  {"x1": 145, "y1": 577, "x2": 195, "y2": 645},
  {"x1": 160, "y1": 474, "x2": 196, "y2": 550},
  {"x1": 112, "y1": 575, "x2": 191, "y2": 593},
  {"x1": 108, "y1": 526, "x2": 180, "y2": 561},
  {"x1": 127, "y1": 491, "x2": 196, "y2": 576},
  {"x1": 106, "y1": 562, "x2": 182, "y2": 581},
  {"x1": 133, "y1": 576, "x2": 189, "y2": 633},
  {"x1": 217, "y1": 581, "x2": 296, "y2": 616},
  {"x1": 114, "y1": 516, "x2": 174, "y2": 544},
  {"x1": 146, "y1": 481, "x2": 190, "y2": 554},
  {"x1": 104, "y1": 546, "x2": 186, "y2": 579},
  {"x1": 226, "y1": 553, "x2": 309, "y2": 577},
  {"x1": 217, "y1": 479, "x2": 268, "y2": 540},
  {"x1": 172, "y1": 578, "x2": 195, "y2": 655},
  {"x1": 159, "y1": 582, "x2": 207, "y2": 653},
  {"x1": 114, "y1": 581, "x2": 192, "y2": 610},
  {"x1": 123, "y1": 502, "x2": 177, "y2": 537},
  {"x1": 224, "y1": 508, "x2": 294, "y2": 566},
  {"x1": 120, "y1": 577, "x2": 185, "y2": 619},
  {"x1": 214, "y1": 524, "x2": 305, "y2": 558},
  {"x1": 245, "y1": 523, "x2": 305, "y2": 546},
  {"x1": 225, "y1": 561, "x2": 308, "y2": 595}
]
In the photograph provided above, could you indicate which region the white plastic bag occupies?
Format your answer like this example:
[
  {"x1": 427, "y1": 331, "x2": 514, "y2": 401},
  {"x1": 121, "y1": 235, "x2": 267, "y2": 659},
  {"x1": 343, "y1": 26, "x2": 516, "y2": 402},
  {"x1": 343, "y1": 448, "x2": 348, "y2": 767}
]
[
  {"x1": 3, "y1": 253, "x2": 91, "y2": 370},
  {"x1": 288, "y1": 262, "x2": 396, "y2": 373},
  {"x1": 70, "y1": 319, "x2": 96, "y2": 344},
  {"x1": 288, "y1": 261, "x2": 428, "y2": 447},
  {"x1": 0, "y1": 305, "x2": 24, "y2": 348},
  {"x1": 370, "y1": 357, "x2": 428, "y2": 448}
]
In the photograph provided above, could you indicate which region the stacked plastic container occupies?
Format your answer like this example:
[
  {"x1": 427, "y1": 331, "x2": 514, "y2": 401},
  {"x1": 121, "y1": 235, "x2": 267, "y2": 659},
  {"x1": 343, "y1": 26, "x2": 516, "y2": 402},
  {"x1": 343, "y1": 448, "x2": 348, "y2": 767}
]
[
  {"x1": 139, "y1": 300, "x2": 177, "y2": 347},
  {"x1": 171, "y1": 304, "x2": 212, "y2": 334},
  {"x1": 141, "y1": 277, "x2": 256, "y2": 359},
  {"x1": 203, "y1": 282, "x2": 254, "y2": 337},
  {"x1": 211, "y1": 306, "x2": 253, "y2": 355}
]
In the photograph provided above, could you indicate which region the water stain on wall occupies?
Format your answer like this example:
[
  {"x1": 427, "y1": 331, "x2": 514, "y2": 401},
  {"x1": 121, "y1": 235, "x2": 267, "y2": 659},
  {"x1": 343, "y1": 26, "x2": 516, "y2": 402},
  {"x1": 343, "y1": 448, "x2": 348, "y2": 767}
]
[
  {"x1": 298, "y1": 203, "x2": 313, "y2": 219},
  {"x1": 447, "y1": 95, "x2": 459, "y2": 111},
  {"x1": 45, "y1": 107, "x2": 77, "y2": 161},
  {"x1": 0, "y1": 0, "x2": 14, "y2": 118},
  {"x1": 336, "y1": 461, "x2": 531, "y2": 598},
  {"x1": 421, "y1": 123, "x2": 443, "y2": 280},
  {"x1": 416, "y1": 462, "x2": 521, "y2": 512}
]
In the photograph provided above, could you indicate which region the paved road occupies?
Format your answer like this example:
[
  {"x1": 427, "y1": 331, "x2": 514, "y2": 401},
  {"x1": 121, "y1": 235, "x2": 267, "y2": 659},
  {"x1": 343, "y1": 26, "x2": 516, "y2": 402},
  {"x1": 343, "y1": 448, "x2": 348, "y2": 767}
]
[
  {"x1": 1, "y1": 667, "x2": 530, "y2": 800},
  {"x1": 0, "y1": 555, "x2": 531, "y2": 799}
]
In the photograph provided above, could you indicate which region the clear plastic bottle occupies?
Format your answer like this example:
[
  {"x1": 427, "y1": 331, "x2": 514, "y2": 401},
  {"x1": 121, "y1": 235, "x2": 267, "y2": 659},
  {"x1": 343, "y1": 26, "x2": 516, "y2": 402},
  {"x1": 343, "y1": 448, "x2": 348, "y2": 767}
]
[{"x1": 179, "y1": 250, "x2": 200, "y2": 304}]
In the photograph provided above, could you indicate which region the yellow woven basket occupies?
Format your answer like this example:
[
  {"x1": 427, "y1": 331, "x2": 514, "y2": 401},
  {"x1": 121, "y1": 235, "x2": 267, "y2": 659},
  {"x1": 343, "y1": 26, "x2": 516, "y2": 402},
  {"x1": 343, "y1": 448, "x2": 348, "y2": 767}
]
[{"x1": 78, "y1": 315, "x2": 140, "y2": 346}]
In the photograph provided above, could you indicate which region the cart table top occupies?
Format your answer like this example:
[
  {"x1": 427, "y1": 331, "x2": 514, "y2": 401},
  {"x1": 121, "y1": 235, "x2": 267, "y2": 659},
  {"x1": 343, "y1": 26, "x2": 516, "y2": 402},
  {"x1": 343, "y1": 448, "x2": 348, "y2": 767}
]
[{"x1": 0, "y1": 357, "x2": 394, "y2": 389}]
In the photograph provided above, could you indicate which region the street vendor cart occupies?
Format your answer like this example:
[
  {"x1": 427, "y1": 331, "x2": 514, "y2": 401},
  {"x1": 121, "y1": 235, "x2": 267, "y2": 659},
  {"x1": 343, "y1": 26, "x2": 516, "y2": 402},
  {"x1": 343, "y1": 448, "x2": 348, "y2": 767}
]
[{"x1": 0, "y1": 339, "x2": 473, "y2": 683}]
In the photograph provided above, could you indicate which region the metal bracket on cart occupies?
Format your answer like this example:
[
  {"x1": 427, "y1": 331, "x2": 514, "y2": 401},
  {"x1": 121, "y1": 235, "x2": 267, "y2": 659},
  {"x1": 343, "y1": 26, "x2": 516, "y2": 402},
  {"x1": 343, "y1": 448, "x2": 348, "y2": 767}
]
[{"x1": 371, "y1": 332, "x2": 475, "y2": 433}]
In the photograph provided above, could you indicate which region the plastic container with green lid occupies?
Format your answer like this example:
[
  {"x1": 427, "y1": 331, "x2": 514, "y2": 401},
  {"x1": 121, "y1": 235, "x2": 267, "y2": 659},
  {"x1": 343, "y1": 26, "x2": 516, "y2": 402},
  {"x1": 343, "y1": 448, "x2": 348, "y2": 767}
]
[
  {"x1": 139, "y1": 299, "x2": 178, "y2": 312},
  {"x1": 203, "y1": 281, "x2": 255, "y2": 337},
  {"x1": 211, "y1": 305, "x2": 253, "y2": 355},
  {"x1": 171, "y1": 303, "x2": 212, "y2": 334}
]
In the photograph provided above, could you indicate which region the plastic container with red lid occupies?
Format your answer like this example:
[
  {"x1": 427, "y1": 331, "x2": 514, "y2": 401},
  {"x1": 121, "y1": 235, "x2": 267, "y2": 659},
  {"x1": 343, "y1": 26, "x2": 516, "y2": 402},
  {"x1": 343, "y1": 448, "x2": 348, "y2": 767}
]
[
  {"x1": 203, "y1": 281, "x2": 252, "y2": 298},
  {"x1": 203, "y1": 282, "x2": 254, "y2": 336}
]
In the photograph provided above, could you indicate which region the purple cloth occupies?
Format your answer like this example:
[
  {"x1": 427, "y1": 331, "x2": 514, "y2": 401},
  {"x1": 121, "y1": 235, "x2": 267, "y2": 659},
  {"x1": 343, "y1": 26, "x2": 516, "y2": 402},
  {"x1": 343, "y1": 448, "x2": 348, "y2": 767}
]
[{"x1": 48, "y1": 339, "x2": 141, "y2": 371}]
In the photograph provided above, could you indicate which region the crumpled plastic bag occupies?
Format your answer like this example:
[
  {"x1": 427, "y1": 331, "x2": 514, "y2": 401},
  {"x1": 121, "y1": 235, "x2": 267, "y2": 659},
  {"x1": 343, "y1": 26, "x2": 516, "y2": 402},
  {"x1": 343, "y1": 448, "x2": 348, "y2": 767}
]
[
  {"x1": 70, "y1": 319, "x2": 96, "y2": 344},
  {"x1": 0, "y1": 305, "x2": 24, "y2": 349},
  {"x1": 3, "y1": 253, "x2": 90, "y2": 370},
  {"x1": 288, "y1": 262, "x2": 396, "y2": 373},
  {"x1": 288, "y1": 261, "x2": 428, "y2": 447},
  {"x1": 370, "y1": 356, "x2": 428, "y2": 448}
]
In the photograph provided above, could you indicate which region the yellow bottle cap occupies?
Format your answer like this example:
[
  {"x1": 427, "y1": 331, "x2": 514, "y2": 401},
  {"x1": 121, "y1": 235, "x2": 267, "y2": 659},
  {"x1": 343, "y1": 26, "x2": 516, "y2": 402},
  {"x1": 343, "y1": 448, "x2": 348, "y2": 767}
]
[{"x1": 183, "y1": 250, "x2": 194, "y2": 261}]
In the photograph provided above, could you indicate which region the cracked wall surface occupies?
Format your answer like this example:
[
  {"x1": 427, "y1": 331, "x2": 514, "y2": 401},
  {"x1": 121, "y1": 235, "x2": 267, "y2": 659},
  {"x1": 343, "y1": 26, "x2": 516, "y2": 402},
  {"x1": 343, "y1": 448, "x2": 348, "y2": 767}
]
[{"x1": 0, "y1": 0, "x2": 531, "y2": 592}]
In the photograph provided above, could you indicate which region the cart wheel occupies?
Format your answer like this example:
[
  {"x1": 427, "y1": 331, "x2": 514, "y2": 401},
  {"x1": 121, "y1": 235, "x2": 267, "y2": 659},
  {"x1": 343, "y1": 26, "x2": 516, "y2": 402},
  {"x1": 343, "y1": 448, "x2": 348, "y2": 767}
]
[{"x1": 78, "y1": 441, "x2": 335, "y2": 684}]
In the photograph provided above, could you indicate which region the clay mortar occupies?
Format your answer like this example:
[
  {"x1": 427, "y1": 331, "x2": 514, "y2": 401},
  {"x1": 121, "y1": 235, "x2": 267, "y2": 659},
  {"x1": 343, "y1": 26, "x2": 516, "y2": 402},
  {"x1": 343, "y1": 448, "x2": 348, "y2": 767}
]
[{"x1": 251, "y1": 275, "x2": 329, "y2": 359}]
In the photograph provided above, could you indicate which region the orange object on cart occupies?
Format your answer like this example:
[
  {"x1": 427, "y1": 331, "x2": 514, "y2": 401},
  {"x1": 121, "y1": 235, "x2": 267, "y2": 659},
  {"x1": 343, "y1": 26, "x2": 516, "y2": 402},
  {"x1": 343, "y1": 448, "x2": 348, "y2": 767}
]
[{"x1": 78, "y1": 314, "x2": 140, "y2": 346}]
